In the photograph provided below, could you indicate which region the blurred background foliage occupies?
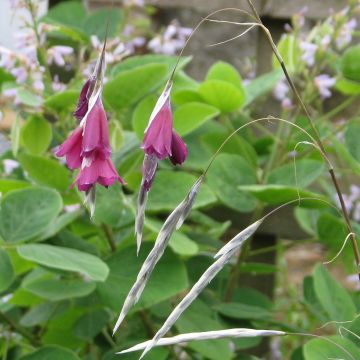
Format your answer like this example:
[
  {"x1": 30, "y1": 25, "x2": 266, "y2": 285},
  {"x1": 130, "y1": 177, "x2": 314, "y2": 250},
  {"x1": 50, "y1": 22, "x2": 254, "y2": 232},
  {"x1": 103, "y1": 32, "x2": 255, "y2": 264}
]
[{"x1": 0, "y1": 0, "x2": 360, "y2": 359}]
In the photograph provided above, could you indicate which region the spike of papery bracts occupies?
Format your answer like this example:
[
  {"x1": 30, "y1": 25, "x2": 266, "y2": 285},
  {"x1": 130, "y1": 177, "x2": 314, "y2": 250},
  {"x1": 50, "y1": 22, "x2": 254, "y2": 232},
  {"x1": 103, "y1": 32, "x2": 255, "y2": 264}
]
[
  {"x1": 138, "y1": 218, "x2": 263, "y2": 359},
  {"x1": 135, "y1": 81, "x2": 188, "y2": 253},
  {"x1": 117, "y1": 328, "x2": 285, "y2": 354},
  {"x1": 113, "y1": 176, "x2": 203, "y2": 335}
]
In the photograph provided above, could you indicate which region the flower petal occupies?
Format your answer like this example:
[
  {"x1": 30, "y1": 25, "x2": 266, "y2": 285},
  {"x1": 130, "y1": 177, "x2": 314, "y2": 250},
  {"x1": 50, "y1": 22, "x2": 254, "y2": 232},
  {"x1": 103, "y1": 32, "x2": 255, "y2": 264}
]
[
  {"x1": 55, "y1": 127, "x2": 83, "y2": 169},
  {"x1": 169, "y1": 130, "x2": 187, "y2": 165}
]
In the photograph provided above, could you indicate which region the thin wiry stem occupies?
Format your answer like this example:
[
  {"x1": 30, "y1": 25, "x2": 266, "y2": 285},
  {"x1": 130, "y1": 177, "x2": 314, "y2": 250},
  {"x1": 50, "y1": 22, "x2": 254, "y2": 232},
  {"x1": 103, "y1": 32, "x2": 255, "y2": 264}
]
[{"x1": 243, "y1": 0, "x2": 360, "y2": 282}]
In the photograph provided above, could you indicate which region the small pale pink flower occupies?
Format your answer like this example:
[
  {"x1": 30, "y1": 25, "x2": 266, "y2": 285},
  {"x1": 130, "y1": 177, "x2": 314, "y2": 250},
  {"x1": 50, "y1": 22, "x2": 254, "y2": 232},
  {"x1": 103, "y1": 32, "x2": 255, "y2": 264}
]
[
  {"x1": 314, "y1": 74, "x2": 336, "y2": 99},
  {"x1": 47, "y1": 46, "x2": 73, "y2": 67},
  {"x1": 55, "y1": 127, "x2": 83, "y2": 170},
  {"x1": 74, "y1": 155, "x2": 124, "y2": 192}
]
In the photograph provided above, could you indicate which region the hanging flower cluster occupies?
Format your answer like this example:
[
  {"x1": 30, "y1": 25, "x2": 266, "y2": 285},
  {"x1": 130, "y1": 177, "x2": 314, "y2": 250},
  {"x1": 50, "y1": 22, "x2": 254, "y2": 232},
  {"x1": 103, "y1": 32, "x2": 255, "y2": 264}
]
[
  {"x1": 135, "y1": 80, "x2": 188, "y2": 252},
  {"x1": 56, "y1": 51, "x2": 124, "y2": 202}
]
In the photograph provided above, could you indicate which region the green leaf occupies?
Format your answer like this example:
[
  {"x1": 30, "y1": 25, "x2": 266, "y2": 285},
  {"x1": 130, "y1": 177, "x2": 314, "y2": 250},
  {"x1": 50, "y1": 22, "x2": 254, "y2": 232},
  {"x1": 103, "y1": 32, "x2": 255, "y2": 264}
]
[
  {"x1": 44, "y1": 1, "x2": 86, "y2": 30},
  {"x1": 24, "y1": 278, "x2": 96, "y2": 301},
  {"x1": 93, "y1": 185, "x2": 128, "y2": 227},
  {"x1": 267, "y1": 159, "x2": 325, "y2": 187},
  {"x1": 172, "y1": 88, "x2": 203, "y2": 105},
  {"x1": 11, "y1": 113, "x2": 21, "y2": 157},
  {"x1": 0, "y1": 179, "x2": 31, "y2": 194},
  {"x1": 169, "y1": 232, "x2": 199, "y2": 256},
  {"x1": 199, "y1": 80, "x2": 246, "y2": 113},
  {"x1": 83, "y1": 9, "x2": 122, "y2": 40},
  {"x1": 97, "y1": 244, "x2": 188, "y2": 311},
  {"x1": 21, "y1": 115, "x2": 52, "y2": 155},
  {"x1": 109, "y1": 120, "x2": 124, "y2": 151},
  {"x1": 313, "y1": 264, "x2": 356, "y2": 322},
  {"x1": 37, "y1": 211, "x2": 81, "y2": 241},
  {"x1": 175, "y1": 300, "x2": 233, "y2": 360},
  {"x1": 335, "y1": 78, "x2": 360, "y2": 95},
  {"x1": 132, "y1": 94, "x2": 157, "y2": 140},
  {"x1": 173, "y1": 102, "x2": 220, "y2": 136},
  {"x1": 214, "y1": 302, "x2": 272, "y2": 320},
  {"x1": 17, "y1": 89, "x2": 43, "y2": 107},
  {"x1": 20, "y1": 302, "x2": 62, "y2": 327},
  {"x1": 19, "y1": 153, "x2": 69, "y2": 191},
  {"x1": 345, "y1": 121, "x2": 360, "y2": 162},
  {"x1": 0, "y1": 187, "x2": 62, "y2": 243},
  {"x1": 273, "y1": 34, "x2": 301, "y2": 73},
  {"x1": 17, "y1": 244, "x2": 109, "y2": 281},
  {"x1": 239, "y1": 184, "x2": 328, "y2": 208},
  {"x1": 207, "y1": 154, "x2": 257, "y2": 212},
  {"x1": 340, "y1": 45, "x2": 360, "y2": 82},
  {"x1": 20, "y1": 345, "x2": 81, "y2": 360},
  {"x1": 73, "y1": 309, "x2": 110, "y2": 340},
  {"x1": 0, "y1": 249, "x2": 15, "y2": 292},
  {"x1": 245, "y1": 69, "x2": 283, "y2": 105},
  {"x1": 147, "y1": 171, "x2": 216, "y2": 212},
  {"x1": 111, "y1": 55, "x2": 191, "y2": 77},
  {"x1": 44, "y1": 90, "x2": 79, "y2": 112},
  {"x1": 304, "y1": 336, "x2": 360, "y2": 360},
  {"x1": 206, "y1": 61, "x2": 243, "y2": 89},
  {"x1": 104, "y1": 64, "x2": 168, "y2": 111}
]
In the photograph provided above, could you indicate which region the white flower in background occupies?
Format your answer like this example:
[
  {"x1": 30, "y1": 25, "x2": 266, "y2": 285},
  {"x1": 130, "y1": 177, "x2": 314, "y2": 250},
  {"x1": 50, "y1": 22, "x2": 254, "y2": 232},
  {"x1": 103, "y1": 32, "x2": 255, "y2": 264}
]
[
  {"x1": 123, "y1": 0, "x2": 144, "y2": 6},
  {"x1": 47, "y1": 46, "x2": 73, "y2": 67},
  {"x1": 51, "y1": 75, "x2": 66, "y2": 92},
  {"x1": 148, "y1": 21, "x2": 192, "y2": 55},
  {"x1": 314, "y1": 74, "x2": 336, "y2": 99},
  {"x1": 336, "y1": 18, "x2": 357, "y2": 49},
  {"x1": 11, "y1": 66, "x2": 27, "y2": 84},
  {"x1": 321, "y1": 34, "x2": 331, "y2": 47},
  {"x1": 300, "y1": 41, "x2": 318, "y2": 66},
  {"x1": 0, "y1": 46, "x2": 16, "y2": 70},
  {"x1": 64, "y1": 204, "x2": 81, "y2": 213},
  {"x1": 3, "y1": 159, "x2": 20, "y2": 175},
  {"x1": 273, "y1": 79, "x2": 289, "y2": 101}
]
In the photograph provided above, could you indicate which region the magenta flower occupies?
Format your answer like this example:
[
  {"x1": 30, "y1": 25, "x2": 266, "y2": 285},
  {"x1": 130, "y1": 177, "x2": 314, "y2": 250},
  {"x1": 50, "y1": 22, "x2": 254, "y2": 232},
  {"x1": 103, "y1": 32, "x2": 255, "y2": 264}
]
[
  {"x1": 73, "y1": 154, "x2": 124, "y2": 192},
  {"x1": 74, "y1": 79, "x2": 91, "y2": 121},
  {"x1": 55, "y1": 127, "x2": 82, "y2": 170},
  {"x1": 170, "y1": 130, "x2": 188, "y2": 165},
  {"x1": 141, "y1": 82, "x2": 187, "y2": 168},
  {"x1": 82, "y1": 98, "x2": 111, "y2": 159},
  {"x1": 56, "y1": 92, "x2": 124, "y2": 193}
]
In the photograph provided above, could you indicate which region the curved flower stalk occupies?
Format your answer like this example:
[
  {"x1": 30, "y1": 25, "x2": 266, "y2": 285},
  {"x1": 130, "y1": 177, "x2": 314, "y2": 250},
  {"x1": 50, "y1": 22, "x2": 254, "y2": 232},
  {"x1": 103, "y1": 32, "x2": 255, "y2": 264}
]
[
  {"x1": 56, "y1": 37, "x2": 124, "y2": 216},
  {"x1": 135, "y1": 80, "x2": 188, "y2": 254}
]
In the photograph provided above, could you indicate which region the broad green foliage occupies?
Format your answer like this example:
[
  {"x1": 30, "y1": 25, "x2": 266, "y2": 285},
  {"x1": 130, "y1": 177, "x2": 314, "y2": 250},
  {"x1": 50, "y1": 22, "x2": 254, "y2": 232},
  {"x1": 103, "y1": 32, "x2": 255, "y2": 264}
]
[
  {"x1": 21, "y1": 115, "x2": 52, "y2": 155},
  {"x1": 17, "y1": 244, "x2": 109, "y2": 281},
  {"x1": 207, "y1": 154, "x2": 257, "y2": 212},
  {"x1": 97, "y1": 244, "x2": 188, "y2": 310},
  {"x1": 0, "y1": 187, "x2": 63, "y2": 243},
  {"x1": 1, "y1": 2, "x2": 360, "y2": 359}
]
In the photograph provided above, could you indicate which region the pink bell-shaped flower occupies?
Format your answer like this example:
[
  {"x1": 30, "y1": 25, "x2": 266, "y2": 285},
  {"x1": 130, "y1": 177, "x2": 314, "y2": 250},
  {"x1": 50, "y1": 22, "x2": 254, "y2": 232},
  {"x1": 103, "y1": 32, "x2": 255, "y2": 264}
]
[
  {"x1": 82, "y1": 98, "x2": 111, "y2": 159},
  {"x1": 73, "y1": 154, "x2": 124, "y2": 192},
  {"x1": 55, "y1": 127, "x2": 82, "y2": 170}
]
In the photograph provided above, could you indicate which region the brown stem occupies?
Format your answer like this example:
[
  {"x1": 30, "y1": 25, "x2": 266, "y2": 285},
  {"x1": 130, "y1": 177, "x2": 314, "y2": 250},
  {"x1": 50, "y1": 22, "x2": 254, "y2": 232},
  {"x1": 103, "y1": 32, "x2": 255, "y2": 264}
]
[
  {"x1": 246, "y1": 0, "x2": 360, "y2": 282},
  {"x1": 138, "y1": 310, "x2": 154, "y2": 338},
  {"x1": 101, "y1": 224, "x2": 117, "y2": 252},
  {"x1": 0, "y1": 312, "x2": 41, "y2": 347}
]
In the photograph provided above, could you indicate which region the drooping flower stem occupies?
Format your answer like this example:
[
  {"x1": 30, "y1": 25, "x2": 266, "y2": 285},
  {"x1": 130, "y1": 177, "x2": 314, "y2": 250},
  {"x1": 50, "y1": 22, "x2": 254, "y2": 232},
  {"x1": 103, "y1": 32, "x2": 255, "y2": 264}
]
[{"x1": 245, "y1": 0, "x2": 360, "y2": 283}]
